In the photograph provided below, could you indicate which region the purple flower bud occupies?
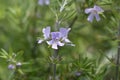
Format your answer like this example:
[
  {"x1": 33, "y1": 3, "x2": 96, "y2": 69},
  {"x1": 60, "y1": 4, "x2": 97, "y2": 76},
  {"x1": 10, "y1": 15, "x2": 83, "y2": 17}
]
[
  {"x1": 8, "y1": 64, "x2": 15, "y2": 70},
  {"x1": 85, "y1": 5, "x2": 104, "y2": 22},
  {"x1": 75, "y1": 71, "x2": 81, "y2": 77}
]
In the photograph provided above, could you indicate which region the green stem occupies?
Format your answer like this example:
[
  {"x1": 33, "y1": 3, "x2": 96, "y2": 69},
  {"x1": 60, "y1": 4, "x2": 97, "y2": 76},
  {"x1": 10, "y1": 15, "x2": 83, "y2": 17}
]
[
  {"x1": 53, "y1": 49, "x2": 58, "y2": 80},
  {"x1": 68, "y1": 15, "x2": 77, "y2": 28},
  {"x1": 116, "y1": 21, "x2": 120, "y2": 80},
  {"x1": 52, "y1": 12, "x2": 59, "y2": 79},
  {"x1": 31, "y1": 0, "x2": 39, "y2": 59},
  {"x1": 53, "y1": 63, "x2": 56, "y2": 80}
]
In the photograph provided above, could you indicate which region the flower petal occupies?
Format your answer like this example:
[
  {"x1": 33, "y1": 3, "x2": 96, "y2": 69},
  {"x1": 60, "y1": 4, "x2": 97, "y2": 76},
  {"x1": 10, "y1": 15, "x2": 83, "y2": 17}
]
[
  {"x1": 52, "y1": 43, "x2": 58, "y2": 49},
  {"x1": 38, "y1": 0, "x2": 44, "y2": 5},
  {"x1": 85, "y1": 8, "x2": 93, "y2": 14},
  {"x1": 43, "y1": 27, "x2": 50, "y2": 39},
  {"x1": 57, "y1": 41, "x2": 64, "y2": 46},
  {"x1": 60, "y1": 28, "x2": 70, "y2": 38},
  {"x1": 51, "y1": 32, "x2": 61, "y2": 40},
  {"x1": 45, "y1": 0, "x2": 50, "y2": 5},
  {"x1": 64, "y1": 39, "x2": 71, "y2": 43},
  {"x1": 47, "y1": 40, "x2": 53, "y2": 45},
  {"x1": 38, "y1": 39, "x2": 43, "y2": 44},
  {"x1": 94, "y1": 5, "x2": 104, "y2": 13},
  {"x1": 87, "y1": 13, "x2": 94, "y2": 22},
  {"x1": 95, "y1": 14, "x2": 100, "y2": 21}
]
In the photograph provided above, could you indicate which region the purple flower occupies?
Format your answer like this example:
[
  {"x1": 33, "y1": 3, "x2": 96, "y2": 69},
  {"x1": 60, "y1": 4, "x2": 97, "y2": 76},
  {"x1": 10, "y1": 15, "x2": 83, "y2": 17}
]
[
  {"x1": 38, "y1": 27, "x2": 72, "y2": 49},
  {"x1": 47, "y1": 32, "x2": 64, "y2": 49},
  {"x1": 85, "y1": 5, "x2": 104, "y2": 22},
  {"x1": 38, "y1": 0, "x2": 50, "y2": 5},
  {"x1": 8, "y1": 64, "x2": 15, "y2": 70}
]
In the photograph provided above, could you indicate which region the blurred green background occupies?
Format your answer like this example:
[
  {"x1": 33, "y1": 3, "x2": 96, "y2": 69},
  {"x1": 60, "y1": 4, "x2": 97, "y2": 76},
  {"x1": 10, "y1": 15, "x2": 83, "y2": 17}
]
[{"x1": 0, "y1": 0, "x2": 120, "y2": 80}]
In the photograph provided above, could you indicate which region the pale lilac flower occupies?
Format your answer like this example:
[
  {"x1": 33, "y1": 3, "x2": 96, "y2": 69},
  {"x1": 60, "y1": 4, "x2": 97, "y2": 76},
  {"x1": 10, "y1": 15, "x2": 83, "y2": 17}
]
[
  {"x1": 85, "y1": 5, "x2": 104, "y2": 22},
  {"x1": 47, "y1": 32, "x2": 64, "y2": 49},
  {"x1": 38, "y1": 0, "x2": 50, "y2": 5},
  {"x1": 38, "y1": 27, "x2": 72, "y2": 49},
  {"x1": 8, "y1": 64, "x2": 15, "y2": 70}
]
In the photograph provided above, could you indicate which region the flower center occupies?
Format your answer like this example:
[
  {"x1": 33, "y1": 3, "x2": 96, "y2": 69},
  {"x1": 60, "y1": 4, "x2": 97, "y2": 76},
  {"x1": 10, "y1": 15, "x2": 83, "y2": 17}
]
[{"x1": 92, "y1": 10, "x2": 97, "y2": 14}]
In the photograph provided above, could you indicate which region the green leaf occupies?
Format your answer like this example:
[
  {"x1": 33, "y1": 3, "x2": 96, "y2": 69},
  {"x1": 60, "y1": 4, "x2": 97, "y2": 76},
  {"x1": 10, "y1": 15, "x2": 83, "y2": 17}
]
[
  {"x1": 1, "y1": 49, "x2": 8, "y2": 56},
  {"x1": 0, "y1": 56, "x2": 7, "y2": 59}
]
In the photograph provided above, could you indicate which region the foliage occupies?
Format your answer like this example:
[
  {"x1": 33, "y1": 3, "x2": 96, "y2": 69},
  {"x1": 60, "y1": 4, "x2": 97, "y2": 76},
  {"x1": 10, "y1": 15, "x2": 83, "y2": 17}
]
[{"x1": 0, "y1": 0, "x2": 120, "y2": 80}]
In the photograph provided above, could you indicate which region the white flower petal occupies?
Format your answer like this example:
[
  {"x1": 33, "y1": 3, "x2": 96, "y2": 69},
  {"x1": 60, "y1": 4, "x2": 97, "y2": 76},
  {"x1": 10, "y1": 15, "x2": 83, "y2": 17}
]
[
  {"x1": 47, "y1": 40, "x2": 53, "y2": 45},
  {"x1": 57, "y1": 41, "x2": 64, "y2": 46},
  {"x1": 64, "y1": 39, "x2": 71, "y2": 43},
  {"x1": 52, "y1": 43, "x2": 58, "y2": 49},
  {"x1": 38, "y1": 40, "x2": 43, "y2": 43},
  {"x1": 45, "y1": 0, "x2": 50, "y2": 5}
]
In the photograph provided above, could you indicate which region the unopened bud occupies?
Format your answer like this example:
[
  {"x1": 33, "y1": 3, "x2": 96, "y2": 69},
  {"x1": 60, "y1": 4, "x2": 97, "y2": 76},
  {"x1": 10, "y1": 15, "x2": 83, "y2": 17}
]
[{"x1": 16, "y1": 62, "x2": 22, "y2": 67}]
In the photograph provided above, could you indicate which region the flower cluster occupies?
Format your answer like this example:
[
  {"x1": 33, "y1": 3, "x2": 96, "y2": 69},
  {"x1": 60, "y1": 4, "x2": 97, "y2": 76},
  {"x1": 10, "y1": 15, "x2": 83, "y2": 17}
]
[
  {"x1": 38, "y1": 5, "x2": 104, "y2": 49},
  {"x1": 38, "y1": 27, "x2": 73, "y2": 49},
  {"x1": 85, "y1": 5, "x2": 104, "y2": 22},
  {"x1": 38, "y1": 0, "x2": 50, "y2": 5},
  {"x1": 8, "y1": 62, "x2": 22, "y2": 70}
]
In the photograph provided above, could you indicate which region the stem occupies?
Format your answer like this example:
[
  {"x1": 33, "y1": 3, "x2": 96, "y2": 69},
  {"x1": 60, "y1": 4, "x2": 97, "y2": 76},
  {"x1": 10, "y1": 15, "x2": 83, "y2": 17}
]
[
  {"x1": 53, "y1": 49, "x2": 58, "y2": 80},
  {"x1": 68, "y1": 15, "x2": 78, "y2": 28},
  {"x1": 32, "y1": 41, "x2": 38, "y2": 59},
  {"x1": 52, "y1": 14, "x2": 59, "y2": 80},
  {"x1": 31, "y1": 0, "x2": 38, "y2": 59},
  {"x1": 116, "y1": 21, "x2": 120, "y2": 80},
  {"x1": 53, "y1": 64, "x2": 56, "y2": 80}
]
